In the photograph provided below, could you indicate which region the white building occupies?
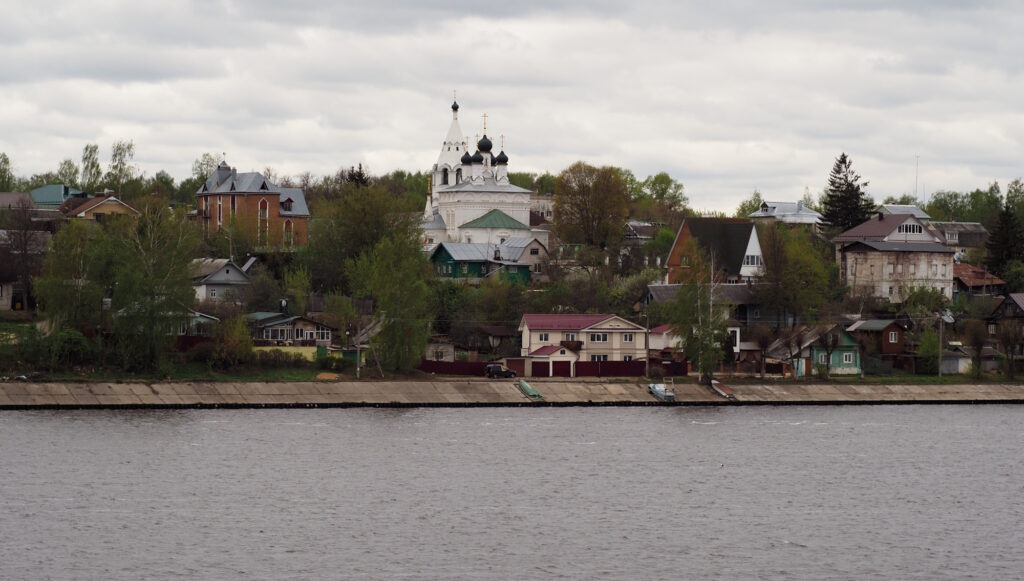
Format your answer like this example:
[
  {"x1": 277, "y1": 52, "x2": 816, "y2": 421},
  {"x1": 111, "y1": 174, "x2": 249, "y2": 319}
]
[{"x1": 423, "y1": 99, "x2": 549, "y2": 250}]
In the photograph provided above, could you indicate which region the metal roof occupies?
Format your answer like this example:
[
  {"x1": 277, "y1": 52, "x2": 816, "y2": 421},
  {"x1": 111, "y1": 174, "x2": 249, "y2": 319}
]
[
  {"x1": 877, "y1": 204, "x2": 930, "y2": 219},
  {"x1": 460, "y1": 209, "x2": 529, "y2": 230},
  {"x1": 841, "y1": 240, "x2": 954, "y2": 253}
]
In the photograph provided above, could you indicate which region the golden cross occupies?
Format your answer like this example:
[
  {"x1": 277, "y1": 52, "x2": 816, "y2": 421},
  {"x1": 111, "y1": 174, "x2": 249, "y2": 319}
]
[
  {"x1": 481, "y1": 113, "x2": 488, "y2": 133},
  {"x1": 453, "y1": 89, "x2": 457, "y2": 101},
  {"x1": 501, "y1": 134, "x2": 505, "y2": 149}
]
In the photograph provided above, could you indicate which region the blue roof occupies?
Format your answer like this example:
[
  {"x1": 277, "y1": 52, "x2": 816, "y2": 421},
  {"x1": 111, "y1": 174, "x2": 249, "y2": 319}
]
[{"x1": 30, "y1": 184, "x2": 82, "y2": 207}]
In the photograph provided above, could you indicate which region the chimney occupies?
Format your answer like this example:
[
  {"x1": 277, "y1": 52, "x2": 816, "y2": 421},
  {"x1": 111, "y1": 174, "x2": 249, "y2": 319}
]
[{"x1": 878, "y1": 212, "x2": 884, "y2": 221}]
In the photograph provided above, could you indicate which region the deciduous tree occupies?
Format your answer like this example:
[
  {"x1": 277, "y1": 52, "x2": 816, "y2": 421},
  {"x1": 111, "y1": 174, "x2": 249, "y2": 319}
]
[
  {"x1": 554, "y1": 161, "x2": 628, "y2": 248},
  {"x1": 80, "y1": 143, "x2": 102, "y2": 193}
]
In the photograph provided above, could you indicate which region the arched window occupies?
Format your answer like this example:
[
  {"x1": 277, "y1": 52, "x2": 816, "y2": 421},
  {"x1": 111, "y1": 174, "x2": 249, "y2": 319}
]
[
  {"x1": 455, "y1": 168, "x2": 462, "y2": 184},
  {"x1": 258, "y1": 199, "x2": 269, "y2": 244},
  {"x1": 284, "y1": 219, "x2": 293, "y2": 247},
  {"x1": 442, "y1": 168, "x2": 449, "y2": 185}
]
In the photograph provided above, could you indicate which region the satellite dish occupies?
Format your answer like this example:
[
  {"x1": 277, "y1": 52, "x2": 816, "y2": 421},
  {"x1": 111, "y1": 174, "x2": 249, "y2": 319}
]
[{"x1": 940, "y1": 310, "x2": 954, "y2": 324}]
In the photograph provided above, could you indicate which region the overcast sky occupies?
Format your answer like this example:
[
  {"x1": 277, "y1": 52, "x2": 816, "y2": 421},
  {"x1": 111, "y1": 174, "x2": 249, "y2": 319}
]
[{"x1": 2, "y1": 1, "x2": 1022, "y2": 212}]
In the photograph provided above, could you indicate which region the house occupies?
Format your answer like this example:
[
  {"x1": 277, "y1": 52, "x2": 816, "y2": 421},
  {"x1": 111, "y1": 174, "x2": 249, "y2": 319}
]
[
  {"x1": 0, "y1": 192, "x2": 36, "y2": 210},
  {"x1": 0, "y1": 229, "x2": 52, "y2": 311},
  {"x1": 747, "y1": 200, "x2": 822, "y2": 227},
  {"x1": 195, "y1": 161, "x2": 310, "y2": 248},
  {"x1": 930, "y1": 222, "x2": 988, "y2": 259},
  {"x1": 245, "y1": 311, "x2": 334, "y2": 345},
  {"x1": 846, "y1": 319, "x2": 915, "y2": 371},
  {"x1": 665, "y1": 217, "x2": 763, "y2": 284},
  {"x1": 58, "y1": 195, "x2": 139, "y2": 221},
  {"x1": 429, "y1": 238, "x2": 546, "y2": 284},
  {"x1": 519, "y1": 313, "x2": 648, "y2": 364},
  {"x1": 832, "y1": 213, "x2": 955, "y2": 302},
  {"x1": 640, "y1": 283, "x2": 766, "y2": 327},
  {"x1": 30, "y1": 184, "x2": 82, "y2": 209},
  {"x1": 191, "y1": 258, "x2": 251, "y2": 303},
  {"x1": 876, "y1": 204, "x2": 931, "y2": 222},
  {"x1": 767, "y1": 324, "x2": 861, "y2": 377},
  {"x1": 953, "y1": 263, "x2": 1005, "y2": 300}
]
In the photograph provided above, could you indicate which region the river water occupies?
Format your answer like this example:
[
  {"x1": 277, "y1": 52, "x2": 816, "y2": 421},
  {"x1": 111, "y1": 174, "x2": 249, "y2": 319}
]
[{"x1": 1, "y1": 405, "x2": 1022, "y2": 580}]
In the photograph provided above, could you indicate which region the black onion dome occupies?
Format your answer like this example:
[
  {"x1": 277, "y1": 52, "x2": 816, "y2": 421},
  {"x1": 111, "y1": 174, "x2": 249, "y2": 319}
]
[
  {"x1": 478, "y1": 134, "x2": 493, "y2": 153},
  {"x1": 471, "y1": 150, "x2": 484, "y2": 163},
  {"x1": 460, "y1": 150, "x2": 473, "y2": 164},
  {"x1": 451, "y1": 100, "x2": 459, "y2": 111},
  {"x1": 494, "y1": 150, "x2": 508, "y2": 165}
]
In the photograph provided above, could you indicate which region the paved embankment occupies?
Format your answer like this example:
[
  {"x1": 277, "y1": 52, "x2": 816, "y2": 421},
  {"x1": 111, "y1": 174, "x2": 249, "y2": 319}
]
[{"x1": 1, "y1": 379, "x2": 1023, "y2": 408}]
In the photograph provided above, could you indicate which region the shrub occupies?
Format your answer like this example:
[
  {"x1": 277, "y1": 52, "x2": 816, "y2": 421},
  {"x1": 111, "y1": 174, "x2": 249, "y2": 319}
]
[
  {"x1": 188, "y1": 341, "x2": 216, "y2": 364},
  {"x1": 648, "y1": 365, "x2": 665, "y2": 381}
]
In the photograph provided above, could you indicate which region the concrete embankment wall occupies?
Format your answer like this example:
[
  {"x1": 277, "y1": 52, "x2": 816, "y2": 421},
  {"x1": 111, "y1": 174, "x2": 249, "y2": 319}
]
[{"x1": 1, "y1": 380, "x2": 1023, "y2": 408}]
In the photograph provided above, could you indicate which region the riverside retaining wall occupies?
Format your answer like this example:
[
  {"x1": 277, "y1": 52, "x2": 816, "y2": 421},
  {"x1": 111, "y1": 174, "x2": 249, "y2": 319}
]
[{"x1": 1, "y1": 380, "x2": 1023, "y2": 408}]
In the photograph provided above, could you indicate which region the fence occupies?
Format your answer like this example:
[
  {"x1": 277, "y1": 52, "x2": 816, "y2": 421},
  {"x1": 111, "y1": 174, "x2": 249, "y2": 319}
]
[
  {"x1": 575, "y1": 360, "x2": 647, "y2": 377},
  {"x1": 417, "y1": 359, "x2": 490, "y2": 376}
]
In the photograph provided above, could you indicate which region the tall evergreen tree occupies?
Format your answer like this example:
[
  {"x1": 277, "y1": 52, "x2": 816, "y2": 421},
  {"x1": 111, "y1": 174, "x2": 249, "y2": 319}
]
[
  {"x1": 985, "y1": 199, "x2": 1024, "y2": 275},
  {"x1": 821, "y1": 152, "x2": 873, "y2": 233}
]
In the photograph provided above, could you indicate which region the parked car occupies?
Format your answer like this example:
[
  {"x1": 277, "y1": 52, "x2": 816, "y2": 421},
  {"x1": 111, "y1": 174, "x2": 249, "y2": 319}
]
[{"x1": 485, "y1": 363, "x2": 516, "y2": 378}]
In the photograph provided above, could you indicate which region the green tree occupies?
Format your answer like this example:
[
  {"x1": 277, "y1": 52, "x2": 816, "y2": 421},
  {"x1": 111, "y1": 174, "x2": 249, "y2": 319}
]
[
  {"x1": 35, "y1": 221, "x2": 110, "y2": 331},
  {"x1": 753, "y1": 223, "x2": 829, "y2": 328},
  {"x1": 734, "y1": 189, "x2": 764, "y2": 218},
  {"x1": 212, "y1": 316, "x2": 254, "y2": 368},
  {"x1": 554, "y1": 161, "x2": 628, "y2": 248},
  {"x1": 917, "y1": 328, "x2": 939, "y2": 374},
  {"x1": 283, "y1": 266, "x2": 312, "y2": 315},
  {"x1": 985, "y1": 199, "x2": 1024, "y2": 276},
  {"x1": 80, "y1": 143, "x2": 102, "y2": 193},
  {"x1": 665, "y1": 238, "x2": 725, "y2": 383},
  {"x1": 643, "y1": 227, "x2": 676, "y2": 266},
  {"x1": 924, "y1": 190, "x2": 968, "y2": 222},
  {"x1": 56, "y1": 159, "x2": 79, "y2": 188},
  {"x1": 0, "y1": 153, "x2": 13, "y2": 191},
  {"x1": 1002, "y1": 260, "x2": 1024, "y2": 293},
  {"x1": 821, "y1": 152, "x2": 873, "y2": 233},
  {"x1": 882, "y1": 194, "x2": 920, "y2": 205},
  {"x1": 105, "y1": 139, "x2": 137, "y2": 194},
  {"x1": 642, "y1": 172, "x2": 687, "y2": 209},
  {"x1": 347, "y1": 233, "x2": 432, "y2": 373},
  {"x1": 108, "y1": 200, "x2": 201, "y2": 370}
]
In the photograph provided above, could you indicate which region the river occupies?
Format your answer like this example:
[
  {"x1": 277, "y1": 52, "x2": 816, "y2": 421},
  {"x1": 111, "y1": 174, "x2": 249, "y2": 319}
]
[{"x1": 1, "y1": 405, "x2": 1022, "y2": 579}]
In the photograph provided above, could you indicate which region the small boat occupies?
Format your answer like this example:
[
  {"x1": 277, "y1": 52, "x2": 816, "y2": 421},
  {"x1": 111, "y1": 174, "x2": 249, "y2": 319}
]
[{"x1": 648, "y1": 383, "x2": 675, "y2": 402}]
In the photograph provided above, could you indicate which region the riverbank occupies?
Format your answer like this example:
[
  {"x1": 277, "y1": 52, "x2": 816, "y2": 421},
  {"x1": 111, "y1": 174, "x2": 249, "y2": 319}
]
[{"x1": 1, "y1": 378, "x2": 1023, "y2": 408}]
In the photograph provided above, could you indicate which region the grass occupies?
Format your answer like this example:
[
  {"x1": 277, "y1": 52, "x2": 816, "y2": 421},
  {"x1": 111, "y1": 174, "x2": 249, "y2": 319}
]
[{"x1": 31, "y1": 362, "x2": 323, "y2": 383}]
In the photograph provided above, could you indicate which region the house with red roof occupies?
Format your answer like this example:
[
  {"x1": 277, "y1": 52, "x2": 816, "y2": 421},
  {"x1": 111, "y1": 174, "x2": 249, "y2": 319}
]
[
  {"x1": 832, "y1": 213, "x2": 954, "y2": 303},
  {"x1": 518, "y1": 314, "x2": 648, "y2": 376}
]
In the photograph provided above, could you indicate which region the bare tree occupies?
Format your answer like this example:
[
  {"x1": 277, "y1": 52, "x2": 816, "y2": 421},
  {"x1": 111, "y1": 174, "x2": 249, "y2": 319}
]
[
  {"x1": 0, "y1": 198, "x2": 49, "y2": 310},
  {"x1": 751, "y1": 324, "x2": 774, "y2": 380},
  {"x1": 963, "y1": 319, "x2": 989, "y2": 379},
  {"x1": 816, "y1": 326, "x2": 839, "y2": 380},
  {"x1": 996, "y1": 320, "x2": 1023, "y2": 380}
]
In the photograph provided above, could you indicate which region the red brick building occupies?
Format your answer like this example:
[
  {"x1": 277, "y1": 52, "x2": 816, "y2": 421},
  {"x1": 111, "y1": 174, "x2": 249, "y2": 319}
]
[{"x1": 195, "y1": 162, "x2": 310, "y2": 247}]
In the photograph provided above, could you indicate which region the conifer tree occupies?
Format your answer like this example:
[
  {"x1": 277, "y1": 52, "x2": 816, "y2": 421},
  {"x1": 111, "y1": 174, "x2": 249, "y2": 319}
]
[
  {"x1": 821, "y1": 153, "x2": 873, "y2": 233},
  {"x1": 985, "y1": 199, "x2": 1024, "y2": 275}
]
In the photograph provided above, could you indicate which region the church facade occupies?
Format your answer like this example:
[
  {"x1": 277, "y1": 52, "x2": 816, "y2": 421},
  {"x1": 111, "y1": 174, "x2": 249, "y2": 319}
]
[{"x1": 423, "y1": 100, "x2": 549, "y2": 250}]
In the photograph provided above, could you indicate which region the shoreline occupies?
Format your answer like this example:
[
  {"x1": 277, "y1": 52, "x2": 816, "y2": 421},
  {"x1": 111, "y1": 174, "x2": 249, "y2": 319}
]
[{"x1": 2, "y1": 379, "x2": 1024, "y2": 408}]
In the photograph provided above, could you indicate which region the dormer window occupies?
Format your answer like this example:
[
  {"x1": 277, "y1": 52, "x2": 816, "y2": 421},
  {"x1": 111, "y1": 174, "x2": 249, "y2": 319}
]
[
  {"x1": 281, "y1": 198, "x2": 293, "y2": 212},
  {"x1": 897, "y1": 223, "x2": 923, "y2": 234},
  {"x1": 260, "y1": 181, "x2": 269, "y2": 191}
]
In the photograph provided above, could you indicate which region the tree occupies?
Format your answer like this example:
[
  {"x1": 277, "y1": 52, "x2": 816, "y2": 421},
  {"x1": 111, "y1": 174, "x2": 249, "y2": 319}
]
[
  {"x1": 882, "y1": 194, "x2": 920, "y2": 205},
  {"x1": 346, "y1": 233, "x2": 432, "y2": 373},
  {"x1": 665, "y1": 238, "x2": 726, "y2": 384},
  {"x1": 35, "y1": 220, "x2": 111, "y2": 332},
  {"x1": 80, "y1": 143, "x2": 102, "y2": 193},
  {"x1": 820, "y1": 152, "x2": 873, "y2": 233},
  {"x1": 751, "y1": 325, "x2": 774, "y2": 380},
  {"x1": 962, "y1": 319, "x2": 989, "y2": 379},
  {"x1": 0, "y1": 153, "x2": 13, "y2": 191},
  {"x1": 917, "y1": 328, "x2": 940, "y2": 375},
  {"x1": 283, "y1": 266, "x2": 312, "y2": 316},
  {"x1": 0, "y1": 199, "x2": 48, "y2": 310},
  {"x1": 734, "y1": 189, "x2": 764, "y2": 218},
  {"x1": 553, "y1": 161, "x2": 628, "y2": 248},
  {"x1": 985, "y1": 199, "x2": 1024, "y2": 276},
  {"x1": 1002, "y1": 260, "x2": 1024, "y2": 293},
  {"x1": 816, "y1": 328, "x2": 839, "y2": 379},
  {"x1": 105, "y1": 139, "x2": 137, "y2": 194},
  {"x1": 996, "y1": 320, "x2": 1023, "y2": 380},
  {"x1": 642, "y1": 172, "x2": 687, "y2": 209},
  {"x1": 753, "y1": 223, "x2": 829, "y2": 328},
  {"x1": 56, "y1": 159, "x2": 79, "y2": 188},
  {"x1": 192, "y1": 152, "x2": 224, "y2": 181}
]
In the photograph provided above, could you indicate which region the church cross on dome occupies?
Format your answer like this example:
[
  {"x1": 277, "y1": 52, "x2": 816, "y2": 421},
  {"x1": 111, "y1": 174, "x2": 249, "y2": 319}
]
[{"x1": 481, "y1": 113, "x2": 488, "y2": 134}]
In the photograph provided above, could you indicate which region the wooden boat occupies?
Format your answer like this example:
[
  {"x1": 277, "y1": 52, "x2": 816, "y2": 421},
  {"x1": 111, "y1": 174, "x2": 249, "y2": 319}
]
[{"x1": 648, "y1": 383, "x2": 675, "y2": 402}]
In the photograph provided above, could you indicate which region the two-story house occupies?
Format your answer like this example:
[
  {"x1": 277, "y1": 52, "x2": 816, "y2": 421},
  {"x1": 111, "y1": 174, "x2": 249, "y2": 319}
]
[
  {"x1": 195, "y1": 161, "x2": 310, "y2": 248},
  {"x1": 833, "y1": 213, "x2": 955, "y2": 302},
  {"x1": 518, "y1": 314, "x2": 648, "y2": 376}
]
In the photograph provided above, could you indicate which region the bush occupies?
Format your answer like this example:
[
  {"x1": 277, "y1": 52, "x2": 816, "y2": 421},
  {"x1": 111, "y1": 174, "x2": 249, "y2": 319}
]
[
  {"x1": 188, "y1": 341, "x2": 216, "y2": 364},
  {"x1": 48, "y1": 329, "x2": 94, "y2": 367},
  {"x1": 648, "y1": 365, "x2": 665, "y2": 381}
]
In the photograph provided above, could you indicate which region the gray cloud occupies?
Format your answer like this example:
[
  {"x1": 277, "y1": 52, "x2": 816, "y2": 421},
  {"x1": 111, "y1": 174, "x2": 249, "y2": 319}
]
[{"x1": 0, "y1": 1, "x2": 1022, "y2": 212}]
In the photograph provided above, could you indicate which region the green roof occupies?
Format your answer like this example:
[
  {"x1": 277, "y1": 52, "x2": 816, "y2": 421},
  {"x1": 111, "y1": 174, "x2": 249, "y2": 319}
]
[
  {"x1": 460, "y1": 209, "x2": 529, "y2": 230},
  {"x1": 30, "y1": 184, "x2": 82, "y2": 207}
]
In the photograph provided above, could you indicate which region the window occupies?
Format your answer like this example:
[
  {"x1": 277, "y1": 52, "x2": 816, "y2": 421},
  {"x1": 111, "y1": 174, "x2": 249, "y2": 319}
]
[
  {"x1": 889, "y1": 331, "x2": 898, "y2": 343},
  {"x1": 932, "y1": 264, "x2": 938, "y2": 276},
  {"x1": 843, "y1": 352, "x2": 854, "y2": 364},
  {"x1": 743, "y1": 255, "x2": 762, "y2": 266},
  {"x1": 284, "y1": 220, "x2": 294, "y2": 247},
  {"x1": 590, "y1": 354, "x2": 608, "y2": 362},
  {"x1": 539, "y1": 333, "x2": 549, "y2": 342},
  {"x1": 590, "y1": 333, "x2": 608, "y2": 342},
  {"x1": 910, "y1": 264, "x2": 916, "y2": 274},
  {"x1": 230, "y1": 195, "x2": 236, "y2": 216},
  {"x1": 442, "y1": 168, "x2": 449, "y2": 185},
  {"x1": 564, "y1": 333, "x2": 576, "y2": 341},
  {"x1": 623, "y1": 356, "x2": 633, "y2": 362},
  {"x1": 946, "y1": 231, "x2": 958, "y2": 242},
  {"x1": 210, "y1": 288, "x2": 217, "y2": 299},
  {"x1": 533, "y1": 263, "x2": 542, "y2": 273},
  {"x1": 898, "y1": 223, "x2": 923, "y2": 234},
  {"x1": 897, "y1": 264, "x2": 903, "y2": 274},
  {"x1": 888, "y1": 286, "x2": 894, "y2": 297},
  {"x1": 888, "y1": 263, "x2": 894, "y2": 277},
  {"x1": 623, "y1": 333, "x2": 634, "y2": 342},
  {"x1": 818, "y1": 353, "x2": 827, "y2": 364},
  {"x1": 217, "y1": 196, "x2": 223, "y2": 227},
  {"x1": 530, "y1": 248, "x2": 539, "y2": 255},
  {"x1": 461, "y1": 263, "x2": 468, "y2": 275},
  {"x1": 427, "y1": 237, "x2": 434, "y2": 244}
]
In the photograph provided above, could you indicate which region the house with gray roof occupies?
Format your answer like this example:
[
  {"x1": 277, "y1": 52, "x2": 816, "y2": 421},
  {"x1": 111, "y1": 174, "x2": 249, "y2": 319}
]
[
  {"x1": 876, "y1": 204, "x2": 931, "y2": 222},
  {"x1": 195, "y1": 161, "x2": 310, "y2": 248},
  {"x1": 429, "y1": 238, "x2": 547, "y2": 284},
  {"x1": 191, "y1": 258, "x2": 251, "y2": 303},
  {"x1": 833, "y1": 213, "x2": 954, "y2": 302},
  {"x1": 748, "y1": 200, "x2": 823, "y2": 227}
]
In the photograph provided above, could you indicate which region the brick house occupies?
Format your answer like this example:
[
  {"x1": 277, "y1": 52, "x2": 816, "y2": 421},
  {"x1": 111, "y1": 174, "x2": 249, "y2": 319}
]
[
  {"x1": 665, "y1": 217, "x2": 763, "y2": 285},
  {"x1": 195, "y1": 162, "x2": 310, "y2": 248}
]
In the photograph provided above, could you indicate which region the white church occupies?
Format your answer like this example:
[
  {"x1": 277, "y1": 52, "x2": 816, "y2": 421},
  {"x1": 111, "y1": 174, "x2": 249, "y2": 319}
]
[{"x1": 422, "y1": 99, "x2": 549, "y2": 250}]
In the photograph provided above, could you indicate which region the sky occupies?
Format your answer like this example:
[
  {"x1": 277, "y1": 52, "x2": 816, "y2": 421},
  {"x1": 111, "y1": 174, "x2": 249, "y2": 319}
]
[{"x1": 1, "y1": 1, "x2": 1022, "y2": 212}]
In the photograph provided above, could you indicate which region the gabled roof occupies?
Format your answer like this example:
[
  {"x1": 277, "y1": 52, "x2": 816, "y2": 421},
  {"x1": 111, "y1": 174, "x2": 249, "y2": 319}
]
[
  {"x1": 876, "y1": 204, "x2": 930, "y2": 219},
  {"x1": 460, "y1": 209, "x2": 529, "y2": 230},
  {"x1": 833, "y1": 214, "x2": 926, "y2": 242},
  {"x1": 847, "y1": 319, "x2": 906, "y2": 332},
  {"x1": 748, "y1": 200, "x2": 822, "y2": 224},
  {"x1": 62, "y1": 195, "x2": 138, "y2": 217},
  {"x1": 931, "y1": 221, "x2": 988, "y2": 234},
  {"x1": 529, "y1": 344, "x2": 576, "y2": 357},
  {"x1": 675, "y1": 217, "x2": 756, "y2": 276},
  {"x1": 423, "y1": 210, "x2": 447, "y2": 230},
  {"x1": 645, "y1": 282, "x2": 755, "y2": 306},
  {"x1": 278, "y1": 188, "x2": 310, "y2": 217},
  {"x1": 190, "y1": 258, "x2": 250, "y2": 284},
  {"x1": 520, "y1": 313, "x2": 645, "y2": 332}
]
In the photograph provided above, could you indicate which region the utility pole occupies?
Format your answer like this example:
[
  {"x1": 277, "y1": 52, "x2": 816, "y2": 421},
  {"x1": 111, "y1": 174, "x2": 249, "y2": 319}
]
[{"x1": 938, "y1": 314, "x2": 944, "y2": 377}]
